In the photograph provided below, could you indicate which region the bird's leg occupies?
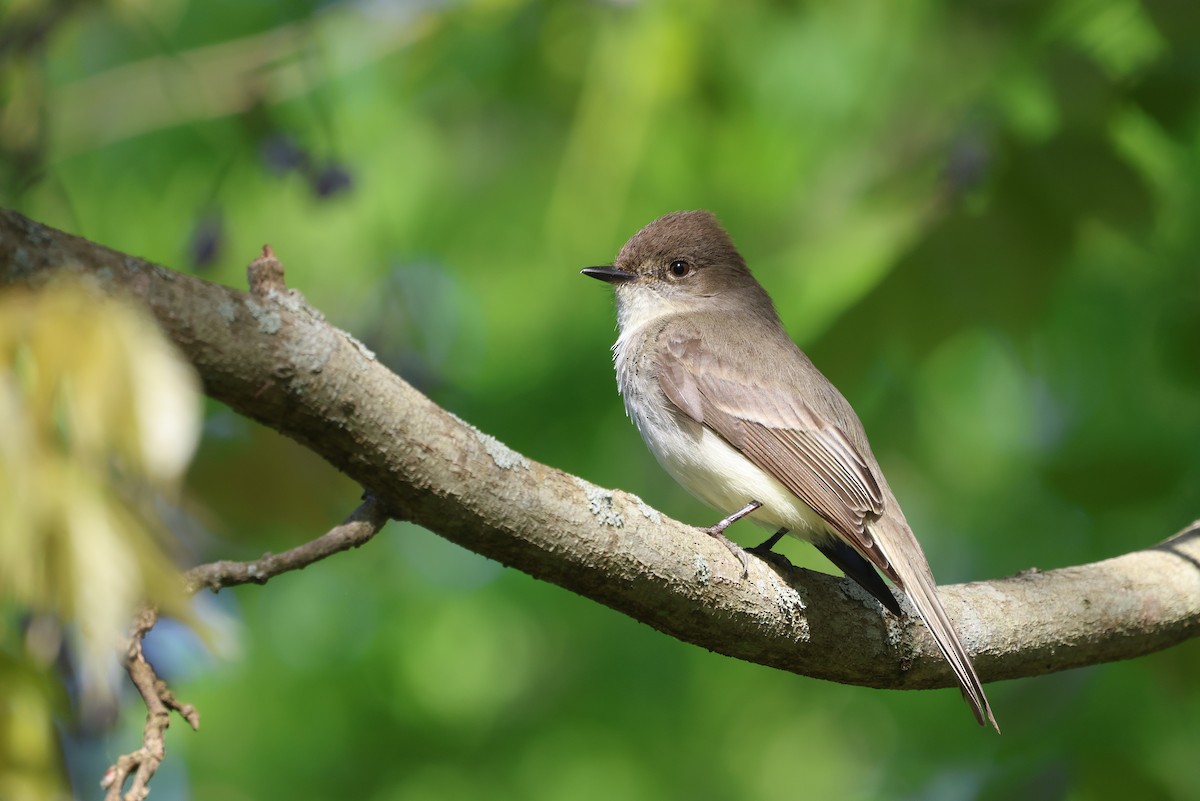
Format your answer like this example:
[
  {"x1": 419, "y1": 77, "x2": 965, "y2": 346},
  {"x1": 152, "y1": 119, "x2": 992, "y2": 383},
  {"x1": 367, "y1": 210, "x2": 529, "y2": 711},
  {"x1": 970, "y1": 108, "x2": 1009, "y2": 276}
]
[
  {"x1": 706, "y1": 500, "x2": 763, "y2": 535},
  {"x1": 748, "y1": 528, "x2": 788, "y2": 556},
  {"x1": 702, "y1": 500, "x2": 761, "y2": 578}
]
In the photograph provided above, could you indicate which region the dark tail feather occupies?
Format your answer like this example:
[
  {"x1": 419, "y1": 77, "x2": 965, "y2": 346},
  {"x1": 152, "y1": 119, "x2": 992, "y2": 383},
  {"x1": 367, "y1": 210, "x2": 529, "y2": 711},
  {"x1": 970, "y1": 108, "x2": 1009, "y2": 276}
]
[
  {"x1": 900, "y1": 563, "x2": 999, "y2": 731},
  {"x1": 816, "y1": 538, "x2": 903, "y2": 616},
  {"x1": 873, "y1": 521, "x2": 999, "y2": 731}
]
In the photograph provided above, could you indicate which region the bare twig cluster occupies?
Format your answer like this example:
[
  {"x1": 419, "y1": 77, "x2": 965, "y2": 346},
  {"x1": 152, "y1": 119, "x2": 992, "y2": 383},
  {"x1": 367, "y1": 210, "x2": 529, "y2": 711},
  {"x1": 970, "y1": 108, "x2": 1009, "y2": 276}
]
[
  {"x1": 100, "y1": 607, "x2": 198, "y2": 801},
  {"x1": 100, "y1": 497, "x2": 389, "y2": 799}
]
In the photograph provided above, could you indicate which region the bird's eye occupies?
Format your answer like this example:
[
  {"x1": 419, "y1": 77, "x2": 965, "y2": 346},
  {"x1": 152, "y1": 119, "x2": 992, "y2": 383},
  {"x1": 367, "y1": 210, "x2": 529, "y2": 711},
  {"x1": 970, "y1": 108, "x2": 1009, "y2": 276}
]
[{"x1": 669, "y1": 259, "x2": 691, "y2": 277}]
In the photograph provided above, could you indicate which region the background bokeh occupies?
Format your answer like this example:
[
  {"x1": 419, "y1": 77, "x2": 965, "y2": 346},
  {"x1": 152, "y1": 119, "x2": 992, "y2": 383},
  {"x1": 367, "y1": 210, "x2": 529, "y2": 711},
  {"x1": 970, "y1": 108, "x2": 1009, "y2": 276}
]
[{"x1": 4, "y1": 0, "x2": 1200, "y2": 798}]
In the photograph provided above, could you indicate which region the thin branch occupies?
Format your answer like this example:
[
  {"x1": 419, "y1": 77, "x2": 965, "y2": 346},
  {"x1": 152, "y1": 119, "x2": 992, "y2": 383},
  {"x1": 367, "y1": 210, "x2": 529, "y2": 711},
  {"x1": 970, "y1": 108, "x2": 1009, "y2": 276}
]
[
  {"x1": 100, "y1": 607, "x2": 198, "y2": 801},
  {"x1": 99, "y1": 498, "x2": 389, "y2": 799},
  {"x1": 184, "y1": 495, "x2": 390, "y2": 593},
  {"x1": 2, "y1": 207, "x2": 1198, "y2": 696}
]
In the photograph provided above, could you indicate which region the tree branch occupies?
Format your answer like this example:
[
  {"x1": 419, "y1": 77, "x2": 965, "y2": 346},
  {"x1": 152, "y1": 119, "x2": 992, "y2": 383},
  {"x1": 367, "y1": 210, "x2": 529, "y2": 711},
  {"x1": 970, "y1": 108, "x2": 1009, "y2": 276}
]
[
  {"x1": 100, "y1": 606, "x2": 199, "y2": 801},
  {"x1": 184, "y1": 495, "x2": 389, "y2": 593},
  {"x1": 2, "y1": 207, "x2": 1198, "y2": 696},
  {"x1": 99, "y1": 498, "x2": 390, "y2": 799}
]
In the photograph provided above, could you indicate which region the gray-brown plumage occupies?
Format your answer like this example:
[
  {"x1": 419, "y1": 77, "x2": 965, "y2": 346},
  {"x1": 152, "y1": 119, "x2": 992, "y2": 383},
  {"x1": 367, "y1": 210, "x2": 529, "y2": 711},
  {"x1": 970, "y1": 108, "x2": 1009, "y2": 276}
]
[{"x1": 583, "y1": 210, "x2": 997, "y2": 730}]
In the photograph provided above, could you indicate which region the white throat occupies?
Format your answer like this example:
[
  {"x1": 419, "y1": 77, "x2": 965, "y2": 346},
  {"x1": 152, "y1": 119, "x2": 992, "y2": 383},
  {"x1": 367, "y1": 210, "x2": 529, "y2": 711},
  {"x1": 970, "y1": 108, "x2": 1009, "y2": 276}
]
[{"x1": 612, "y1": 286, "x2": 686, "y2": 375}]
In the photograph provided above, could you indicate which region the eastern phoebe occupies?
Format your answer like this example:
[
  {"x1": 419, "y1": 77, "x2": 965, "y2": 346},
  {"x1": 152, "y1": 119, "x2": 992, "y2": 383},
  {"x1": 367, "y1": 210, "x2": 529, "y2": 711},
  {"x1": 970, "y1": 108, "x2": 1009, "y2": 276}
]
[{"x1": 582, "y1": 210, "x2": 997, "y2": 730}]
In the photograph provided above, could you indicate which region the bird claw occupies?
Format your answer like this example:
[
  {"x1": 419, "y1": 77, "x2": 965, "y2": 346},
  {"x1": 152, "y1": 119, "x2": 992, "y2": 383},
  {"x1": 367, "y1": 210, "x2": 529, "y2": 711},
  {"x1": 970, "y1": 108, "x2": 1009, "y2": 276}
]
[
  {"x1": 747, "y1": 528, "x2": 787, "y2": 558},
  {"x1": 701, "y1": 500, "x2": 763, "y2": 579},
  {"x1": 702, "y1": 525, "x2": 751, "y2": 578}
]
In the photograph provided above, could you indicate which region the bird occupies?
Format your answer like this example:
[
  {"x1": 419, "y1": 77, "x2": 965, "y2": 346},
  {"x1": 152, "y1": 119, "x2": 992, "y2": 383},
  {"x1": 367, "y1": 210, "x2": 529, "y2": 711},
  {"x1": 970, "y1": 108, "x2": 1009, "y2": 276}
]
[{"x1": 582, "y1": 210, "x2": 997, "y2": 730}]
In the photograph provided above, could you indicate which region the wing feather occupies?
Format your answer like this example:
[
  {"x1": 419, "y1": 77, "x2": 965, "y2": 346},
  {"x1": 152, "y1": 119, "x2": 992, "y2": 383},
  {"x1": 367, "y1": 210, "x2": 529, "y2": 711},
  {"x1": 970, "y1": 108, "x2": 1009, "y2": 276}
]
[
  {"x1": 658, "y1": 335, "x2": 896, "y2": 582},
  {"x1": 656, "y1": 330, "x2": 997, "y2": 730}
]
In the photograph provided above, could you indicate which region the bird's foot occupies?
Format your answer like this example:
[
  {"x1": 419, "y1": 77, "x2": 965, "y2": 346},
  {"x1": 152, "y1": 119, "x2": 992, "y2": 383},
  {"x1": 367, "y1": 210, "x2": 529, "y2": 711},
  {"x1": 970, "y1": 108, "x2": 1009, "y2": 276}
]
[
  {"x1": 702, "y1": 500, "x2": 762, "y2": 578},
  {"x1": 746, "y1": 528, "x2": 795, "y2": 572},
  {"x1": 704, "y1": 527, "x2": 751, "y2": 578},
  {"x1": 747, "y1": 528, "x2": 787, "y2": 557}
]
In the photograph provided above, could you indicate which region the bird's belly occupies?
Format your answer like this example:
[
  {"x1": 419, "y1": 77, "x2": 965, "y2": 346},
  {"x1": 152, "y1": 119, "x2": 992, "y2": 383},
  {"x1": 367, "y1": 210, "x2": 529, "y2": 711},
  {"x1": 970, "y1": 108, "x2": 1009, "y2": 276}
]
[{"x1": 633, "y1": 407, "x2": 829, "y2": 541}]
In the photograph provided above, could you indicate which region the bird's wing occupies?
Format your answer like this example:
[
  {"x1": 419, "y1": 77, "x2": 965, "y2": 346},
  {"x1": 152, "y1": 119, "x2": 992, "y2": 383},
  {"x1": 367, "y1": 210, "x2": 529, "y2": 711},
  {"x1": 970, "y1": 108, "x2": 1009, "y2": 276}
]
[
  {"x1": 657, "y1": 334, "x2": 900, "y2": 586},
  {"x1": 658, "y1": 332, "x2": 998, "y2": 730}
]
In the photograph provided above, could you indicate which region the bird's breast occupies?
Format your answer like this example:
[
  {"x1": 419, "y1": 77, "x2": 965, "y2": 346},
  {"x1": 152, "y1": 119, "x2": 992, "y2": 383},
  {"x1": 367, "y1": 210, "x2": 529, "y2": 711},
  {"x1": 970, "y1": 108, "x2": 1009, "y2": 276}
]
[{"x1": 613, "y1": 326, "x2": 829, "y2": 540}]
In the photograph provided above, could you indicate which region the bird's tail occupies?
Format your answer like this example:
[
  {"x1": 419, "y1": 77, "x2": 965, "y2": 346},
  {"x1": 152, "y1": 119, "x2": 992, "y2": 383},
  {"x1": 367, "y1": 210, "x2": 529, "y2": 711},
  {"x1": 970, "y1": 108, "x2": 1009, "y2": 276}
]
[{"x1": 872, "y1": 515, "x2": 999, "y2": 732}]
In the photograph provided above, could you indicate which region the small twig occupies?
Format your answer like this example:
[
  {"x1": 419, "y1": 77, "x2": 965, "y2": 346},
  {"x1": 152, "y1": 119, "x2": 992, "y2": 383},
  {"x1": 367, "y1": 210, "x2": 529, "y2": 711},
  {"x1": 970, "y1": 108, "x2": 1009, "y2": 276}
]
[
  {"x1": 184, "y1": 496, "x2": 390, "y2": 594},
  {"x1": 100, "y1": 497, "x2": 391, "y2": 799},
  {"x1": 100, "y1": 607, "x2": 199, "y2": 801},
  {"x1": 246, "y1": 244, "x2": 287, "y2": 297}
]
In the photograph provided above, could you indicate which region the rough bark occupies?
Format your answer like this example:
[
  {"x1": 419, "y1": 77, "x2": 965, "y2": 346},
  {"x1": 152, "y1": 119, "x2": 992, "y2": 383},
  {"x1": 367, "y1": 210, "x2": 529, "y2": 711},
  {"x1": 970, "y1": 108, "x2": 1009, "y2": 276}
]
[{"x1": 2, "y1": 207, "x2": 1197, "y2": 691}]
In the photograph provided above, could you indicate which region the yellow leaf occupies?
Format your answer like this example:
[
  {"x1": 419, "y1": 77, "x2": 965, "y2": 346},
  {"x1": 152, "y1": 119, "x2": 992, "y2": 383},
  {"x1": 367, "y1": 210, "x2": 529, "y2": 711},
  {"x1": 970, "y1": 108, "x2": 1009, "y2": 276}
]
[{"x1": 0, "y1": 280, "x2": 201, "y2": 710}]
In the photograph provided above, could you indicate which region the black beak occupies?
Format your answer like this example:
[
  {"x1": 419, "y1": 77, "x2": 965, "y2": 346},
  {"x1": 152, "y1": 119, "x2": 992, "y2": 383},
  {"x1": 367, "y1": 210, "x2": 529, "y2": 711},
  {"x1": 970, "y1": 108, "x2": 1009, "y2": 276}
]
[{"x1": 581, "y1": 266, "x2": 636, "y2": 284}]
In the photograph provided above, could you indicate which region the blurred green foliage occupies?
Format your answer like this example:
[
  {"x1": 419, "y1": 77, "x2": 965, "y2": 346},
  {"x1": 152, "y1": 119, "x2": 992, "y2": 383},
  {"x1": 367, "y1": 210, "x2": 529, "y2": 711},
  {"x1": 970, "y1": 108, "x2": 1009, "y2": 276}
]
[
  {"x1": 0, "y1": 281, "x2": 201, "y2": 801},
  {"x1": 3, "y1": 0, "x2": 1200, "y2": 798}
]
